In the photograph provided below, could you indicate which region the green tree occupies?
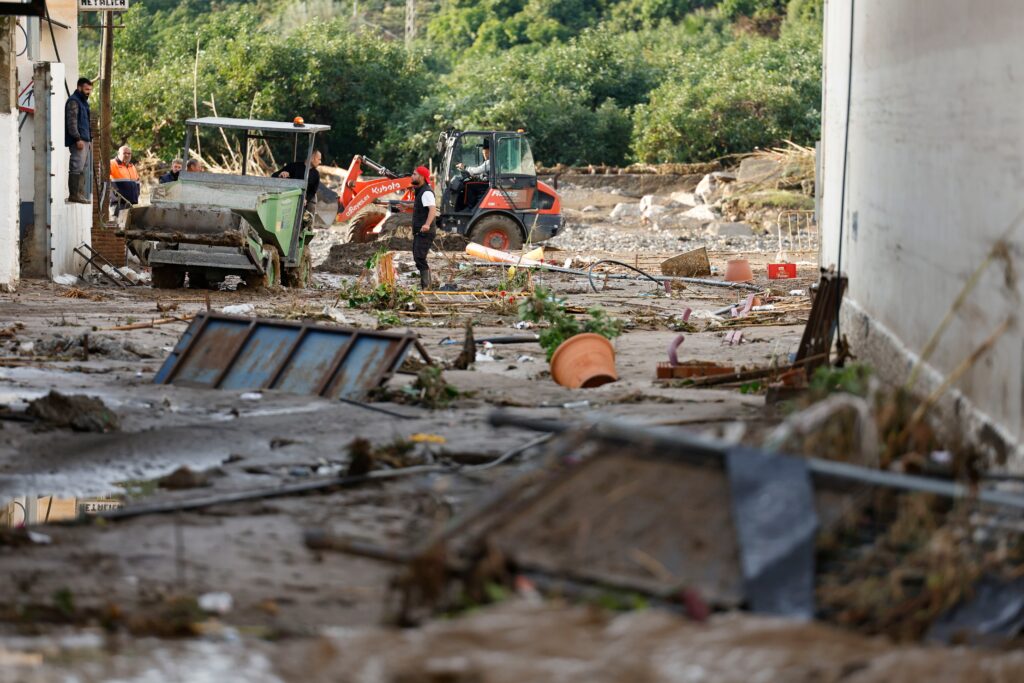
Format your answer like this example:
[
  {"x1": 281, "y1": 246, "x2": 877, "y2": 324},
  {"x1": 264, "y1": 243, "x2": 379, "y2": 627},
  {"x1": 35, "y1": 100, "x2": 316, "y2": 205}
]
[
  {"x1": 631, "y1": 22, "x2": 821, "y2": 162},
  {"x1": 110, "y1": 8, "x2": 429, "y2": 165},
  {"x1": 99, "y1": 0, "x2": 824, "y2": 168}
]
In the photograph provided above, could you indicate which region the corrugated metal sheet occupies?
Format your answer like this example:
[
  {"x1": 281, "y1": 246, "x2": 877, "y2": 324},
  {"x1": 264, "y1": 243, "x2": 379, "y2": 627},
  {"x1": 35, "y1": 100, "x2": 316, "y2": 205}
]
[{"x1": 154, "y1": 312, "x2": 430, "y2": 399}]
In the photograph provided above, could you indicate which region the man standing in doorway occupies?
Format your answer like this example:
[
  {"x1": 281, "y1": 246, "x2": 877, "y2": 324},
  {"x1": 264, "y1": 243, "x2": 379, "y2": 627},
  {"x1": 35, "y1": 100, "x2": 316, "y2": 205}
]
[
  {"x1": 411, "y1": 165, "x2": 436, "y2": 289},
  {"x1": 65, "y1": 78, "x2": 93, "y2": 204}
]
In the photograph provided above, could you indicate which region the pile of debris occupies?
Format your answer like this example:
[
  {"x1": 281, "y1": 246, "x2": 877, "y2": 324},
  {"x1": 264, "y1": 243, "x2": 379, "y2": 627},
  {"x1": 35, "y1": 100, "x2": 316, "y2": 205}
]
[{"x1": 303, "y1": 406, "x2": 1024, "y2": 647}]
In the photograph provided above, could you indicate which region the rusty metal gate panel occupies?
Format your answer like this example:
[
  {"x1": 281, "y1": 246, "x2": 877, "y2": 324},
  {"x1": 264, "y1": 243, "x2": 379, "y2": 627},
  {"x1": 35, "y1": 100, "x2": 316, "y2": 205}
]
[{"x1": 154, "y1": 312, "x2": 430, "y2": 399}]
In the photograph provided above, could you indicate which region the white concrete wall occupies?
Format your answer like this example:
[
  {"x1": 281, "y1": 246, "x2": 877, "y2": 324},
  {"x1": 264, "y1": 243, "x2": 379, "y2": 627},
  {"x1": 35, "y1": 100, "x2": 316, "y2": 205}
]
[
  {"x1": 16, "y1": 1, "x2": 80, "y2": 207},
  {"x1": 0, "y1": 111, "x2": 18, "y2": 292},
  {"x1": 820, "y1": 0, "x2": 1024, "y2": 460},
  {"x1": 47, "y1": 62, "x2": 92, "y2": 277},
  {"x1": 15, "y1": 4, "x2": 89, "y2": 279}
]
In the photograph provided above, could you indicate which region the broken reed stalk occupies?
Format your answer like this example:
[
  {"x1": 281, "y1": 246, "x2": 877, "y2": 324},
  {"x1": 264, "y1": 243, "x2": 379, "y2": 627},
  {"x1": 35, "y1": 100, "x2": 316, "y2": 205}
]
[
  {"x1": 96, "y1": 465, "x2": 449, "y2": 521},
  {"x1": 906, "y1": 207, "x2": 1024, "y2": 389},
  {"x1": 103, "y1": 315, "x2": 193, "y2": 331},
  {"x1": 905, "y1": 246, "x2": 999, "y2": 389},
  {"x1": 906, "y1": 317, "x2": 1012, "y2": 432}
]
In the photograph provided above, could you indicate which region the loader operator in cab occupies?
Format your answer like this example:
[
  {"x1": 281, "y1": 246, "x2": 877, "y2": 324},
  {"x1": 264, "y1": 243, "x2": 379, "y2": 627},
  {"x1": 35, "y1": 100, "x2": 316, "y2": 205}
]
[
  {"x1": 456, "y1": 138, "x2": 490, "y2": 178},
  {"x1": 411, "y1": 165, "x2": 437, "y2": 289}
]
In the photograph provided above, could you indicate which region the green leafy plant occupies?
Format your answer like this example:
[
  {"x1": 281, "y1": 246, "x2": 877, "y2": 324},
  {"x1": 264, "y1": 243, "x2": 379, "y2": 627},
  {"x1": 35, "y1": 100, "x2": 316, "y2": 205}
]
[
  {"x1": 808, "y1": 363, "x2": 871, "y2": 399},
  {"x1": 52, "y1": 588, "x2": 76, "y2": 619},
  {"x1": 403, "y1": 366, "x2": 460, "y2": 409},
  {"x1": 739, "y1": 380, "x2": 764, "y2": 394},
  {"x1": 344, "y1": 282, "x2": 419, "y2": 311},
  {"x1": 376, "y1": 310, "x2": 401, "y2": 328},
  {"x1": 519, "y1": 286, "x2": 624, "y2": 360},
  {"x1": 497, "y1": 267, "x2": 533, "y2": 293}
]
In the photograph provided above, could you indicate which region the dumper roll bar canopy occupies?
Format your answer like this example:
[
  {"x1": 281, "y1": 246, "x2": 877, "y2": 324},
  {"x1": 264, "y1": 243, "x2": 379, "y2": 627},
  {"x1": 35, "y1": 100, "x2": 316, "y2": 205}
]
[{"x1": 181, "y1": 117, "x2": 330, "y2": 183}]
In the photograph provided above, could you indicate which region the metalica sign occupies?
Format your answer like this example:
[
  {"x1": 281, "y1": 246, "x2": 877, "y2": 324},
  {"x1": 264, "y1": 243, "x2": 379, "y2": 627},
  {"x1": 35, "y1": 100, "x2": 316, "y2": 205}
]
[{"x1": 78, "y1": 0, "x2": 129, "y2": 10}]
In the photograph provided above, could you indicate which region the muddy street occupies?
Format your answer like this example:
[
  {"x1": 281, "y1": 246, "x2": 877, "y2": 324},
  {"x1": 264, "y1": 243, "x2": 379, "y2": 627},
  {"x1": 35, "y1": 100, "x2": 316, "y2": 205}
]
[{"x1": 2, "y1": 170, "x2": 1022, "y2": 681}]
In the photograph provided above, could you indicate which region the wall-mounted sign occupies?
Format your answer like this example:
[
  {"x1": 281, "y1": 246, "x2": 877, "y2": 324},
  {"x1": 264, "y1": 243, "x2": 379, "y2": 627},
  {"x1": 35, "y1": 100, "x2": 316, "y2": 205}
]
[
  {"x1": 78, "y1": 499, "x2": 124, "y2": 514},
  {"x1": 78, "y1": 0, "x2": 129, "y2": 10}
]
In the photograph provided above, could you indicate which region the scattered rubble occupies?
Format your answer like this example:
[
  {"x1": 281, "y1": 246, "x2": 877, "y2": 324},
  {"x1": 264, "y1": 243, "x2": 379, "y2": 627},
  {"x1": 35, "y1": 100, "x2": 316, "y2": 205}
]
[{"x1": 708, "y1": 221, "x2": 755, "y2": 237}]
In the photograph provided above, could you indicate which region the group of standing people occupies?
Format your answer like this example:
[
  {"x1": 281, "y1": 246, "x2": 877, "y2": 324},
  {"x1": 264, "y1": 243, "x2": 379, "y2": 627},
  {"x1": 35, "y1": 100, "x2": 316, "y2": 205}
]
[{"x1": 63, "y1": 77, "x2": 201, "y2": 210}]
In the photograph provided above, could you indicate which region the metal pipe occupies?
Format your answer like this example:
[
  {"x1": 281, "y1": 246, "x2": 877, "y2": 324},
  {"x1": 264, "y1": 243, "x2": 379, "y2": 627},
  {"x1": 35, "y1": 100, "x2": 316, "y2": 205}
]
[
  {"x1": 96, "y1": 465, "x2": 447, "y2": 522},
  {"x1": 488, "y1": 411, "x2": 1024, "y2": 511},
  {"x1": 467, "y1": 261, "x2": 764, "y2": 291}
]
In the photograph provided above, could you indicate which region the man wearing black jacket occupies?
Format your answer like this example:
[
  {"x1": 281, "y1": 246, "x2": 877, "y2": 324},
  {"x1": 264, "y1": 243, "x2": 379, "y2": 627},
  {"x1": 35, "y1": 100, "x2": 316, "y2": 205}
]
[
  {"x1": 410, "y1": 165, "x2": 437, "y2": 289},
  {"x1": 272, "y1": 150, "x2": 322, "y2": 207},
  {"x1": 159, "y1": 159, "x2": 183, "y2": 184},
  {"x1": 65, "y1": 78, "x2": 93, "y2": 204}
]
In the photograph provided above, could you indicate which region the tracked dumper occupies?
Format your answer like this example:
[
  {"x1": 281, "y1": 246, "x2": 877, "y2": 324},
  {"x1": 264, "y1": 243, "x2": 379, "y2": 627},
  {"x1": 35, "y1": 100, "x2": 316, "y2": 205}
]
[{"x1": 122, "y1": 117, "x2": 329, "y2": 289}]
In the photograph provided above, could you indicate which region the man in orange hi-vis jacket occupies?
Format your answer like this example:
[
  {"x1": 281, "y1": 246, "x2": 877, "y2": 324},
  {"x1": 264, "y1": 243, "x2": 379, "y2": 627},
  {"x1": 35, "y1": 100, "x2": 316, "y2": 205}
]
[{"x1": 109, "y1": 145, "x2": 141, "y2": 216}]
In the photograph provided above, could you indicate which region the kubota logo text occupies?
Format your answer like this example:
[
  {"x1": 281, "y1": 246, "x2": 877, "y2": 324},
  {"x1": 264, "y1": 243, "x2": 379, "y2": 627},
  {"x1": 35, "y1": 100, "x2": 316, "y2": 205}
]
[{"x1": 371, "y1": 181, "x2": 403, "y2": 196}]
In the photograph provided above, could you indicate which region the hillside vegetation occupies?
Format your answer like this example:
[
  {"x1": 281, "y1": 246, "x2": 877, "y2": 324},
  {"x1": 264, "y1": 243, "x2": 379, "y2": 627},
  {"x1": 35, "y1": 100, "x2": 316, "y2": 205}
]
[{"x1": 82, "y1": 0, "x2": 823, "y2": 169}]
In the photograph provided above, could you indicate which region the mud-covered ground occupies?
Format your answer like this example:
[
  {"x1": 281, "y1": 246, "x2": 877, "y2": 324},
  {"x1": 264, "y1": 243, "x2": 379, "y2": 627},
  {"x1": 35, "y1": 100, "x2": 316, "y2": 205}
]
[{"x1": 1, "y1": 184, "x2": 1007, "y2": 681}]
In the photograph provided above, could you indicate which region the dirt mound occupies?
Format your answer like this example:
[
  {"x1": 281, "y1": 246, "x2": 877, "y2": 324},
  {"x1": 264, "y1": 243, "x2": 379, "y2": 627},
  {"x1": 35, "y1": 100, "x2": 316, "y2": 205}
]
[
  {"x1": 316, "y1": 241, "x2": 408, "y2": 275},
  {"x1": 27, "y1": 390, "x2": 120, "y2": 432}
]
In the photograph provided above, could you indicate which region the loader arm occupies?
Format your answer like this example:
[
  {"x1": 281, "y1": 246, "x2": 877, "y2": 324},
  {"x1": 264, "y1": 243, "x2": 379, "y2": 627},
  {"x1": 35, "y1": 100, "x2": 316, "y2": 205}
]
[
  {"x1": 340, "y1": 155, "x2": 404, "y2": 207},
  {"x1": 338, "y1": 176, "x2": 413, "y2": 223},
  {"x1": 341, "y1": 155, "x2": 365, "y2": 207}
]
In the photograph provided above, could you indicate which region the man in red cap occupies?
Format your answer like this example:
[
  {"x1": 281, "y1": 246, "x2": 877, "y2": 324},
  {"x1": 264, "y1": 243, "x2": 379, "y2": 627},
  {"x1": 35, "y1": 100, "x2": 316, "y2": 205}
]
[{"x1": 410, "y1": 165, "x2": 437, "y2": 289}]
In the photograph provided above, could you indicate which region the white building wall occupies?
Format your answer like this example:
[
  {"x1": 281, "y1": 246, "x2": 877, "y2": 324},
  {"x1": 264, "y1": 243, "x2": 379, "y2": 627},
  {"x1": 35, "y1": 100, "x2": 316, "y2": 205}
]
[
  {"x1": 15, "y1": 2, "x2": 89, "y2": 279},
  {"x1": 17, "y1": 0, "x2": 81, "y2": 206},
  {"x1": 0, "y1": 111, "x2": 18, "y2": 292},
  {"x1": 820, "y1": 0, "x2": 1024, "y2": 461}
]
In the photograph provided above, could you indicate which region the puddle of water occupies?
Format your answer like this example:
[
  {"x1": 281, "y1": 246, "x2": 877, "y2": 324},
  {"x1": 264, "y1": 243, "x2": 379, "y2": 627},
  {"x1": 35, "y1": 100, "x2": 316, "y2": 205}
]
[
  {"x1": 0, "y1": 389, "x2": 48, "y2": 407},
  {"x1": 207, "y1": 402, "x2": 335, "y2": 422},
  {"x1": 0, "y1": 637, "x2": 283, "y2": 683}
]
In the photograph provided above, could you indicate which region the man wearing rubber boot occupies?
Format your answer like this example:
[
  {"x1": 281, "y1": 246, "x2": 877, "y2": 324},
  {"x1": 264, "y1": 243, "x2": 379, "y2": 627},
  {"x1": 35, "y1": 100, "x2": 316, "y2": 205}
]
[
  {"x1": 65, "y1": 78, "x2": 93, "y2": 204},
  {"x1": 411, "y1": 165, "x2": 437, "y2": 289}
]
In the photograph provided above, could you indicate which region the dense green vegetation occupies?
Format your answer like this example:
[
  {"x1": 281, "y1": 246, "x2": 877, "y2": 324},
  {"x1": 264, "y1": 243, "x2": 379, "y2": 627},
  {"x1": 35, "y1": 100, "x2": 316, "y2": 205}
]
[{"x1": 82, "y1": 0, "x2": 822, "y2": 169}]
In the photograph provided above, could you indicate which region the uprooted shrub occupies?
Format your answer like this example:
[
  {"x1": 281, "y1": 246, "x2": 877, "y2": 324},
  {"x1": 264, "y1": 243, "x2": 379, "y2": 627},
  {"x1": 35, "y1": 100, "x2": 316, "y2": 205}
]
[
  {"x1": 371, "y1": 366, "x2": 461, "y2": 410},
  {"x1": 518, "y1": 286, "x2": 624, "y2": 361}
]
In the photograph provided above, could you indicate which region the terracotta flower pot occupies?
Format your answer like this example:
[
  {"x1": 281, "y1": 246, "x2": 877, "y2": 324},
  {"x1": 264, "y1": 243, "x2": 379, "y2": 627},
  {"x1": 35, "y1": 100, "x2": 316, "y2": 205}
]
[
  {"x1": 725, "y1": 258, "x2": 753, "y2": 283},
  {"x1": 550, "y1": 333, "x2": 618, "y2": 389}
]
